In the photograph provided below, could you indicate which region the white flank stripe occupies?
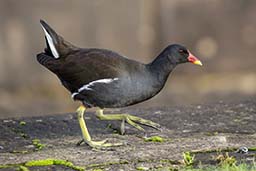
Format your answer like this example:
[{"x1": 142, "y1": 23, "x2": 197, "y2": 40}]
[
  {"x1": 40, "y1": 24, "x2": 59, "y2": 59},
  {"x1": 78, "y1": 78, "x2": 118, "y2": 92}
]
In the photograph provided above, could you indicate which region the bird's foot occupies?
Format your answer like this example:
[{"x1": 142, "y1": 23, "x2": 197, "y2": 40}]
[
  {"x1": 76, "y1": 139, "x2": 123, "y2": 149},
  {"x1": 76, "y1": 105, "x2": 124, "y2": 149},
  {"x1": 96, "y1": 109, "x2": 161, "y2": 135}
]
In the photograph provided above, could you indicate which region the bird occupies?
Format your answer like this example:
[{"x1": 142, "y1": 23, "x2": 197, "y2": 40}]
[{"x1": 37, "y1": 20, "x2": 202, "y2": 149}]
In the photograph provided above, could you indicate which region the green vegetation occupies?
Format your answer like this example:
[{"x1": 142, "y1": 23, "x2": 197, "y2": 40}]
[
  {"x1": 19, "y1": 121, "x2": 26, "y2": 126},
  {"x1": 179, "y1": 163, "x2": 255, "y2": 171},
  {"x1": 32, "y1": 139, "x2": 45, "y2": 150},
  {"x1": 144, "y1": 136, "x2": 164, "y2": 142},
  {"x1": 20, "y1": 133, "x2": 29, "y2": 139},
  {"x1": 0, "y1": 157, "x2": 255, "y2": 171},
  {"x1": 183, "y1": 152, "x2": 195, "y2": 166},
  {"x1": 0, "y1": 146, "x2": 255, "y2": 170},
  {"x1": 0, "y1": 159, "x2": 85, "y2": 171},
  {"x1": 180, "y1": 148, "x2": 256, "y2": 171},
  {"x1": 215, "y1": 152, "x2": 237, "y2": 166},
  {"x1": 11, "y1": 127, "x2": 29, "y2": 139},
  {"x1": 136, "y1": 166, "x2": 150, "y2": 170},
  {"x1": 18, "y1": 165, "x2": 30, "y2": 171},
  {"x1": 25, "y1": 159, "x2": 84, "y2": 170}
]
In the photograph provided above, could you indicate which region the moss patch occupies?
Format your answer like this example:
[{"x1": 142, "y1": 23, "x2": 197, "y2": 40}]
[
  {"x1": 136, "y1": 166, "x2": 150, "y2": 170},
  {"x1": 19, "y1": 165, "x2": 30, "y2": 171},
  {"x1": 32, "y1": 139, "x2": 45, "y2": 150},
  {"x1": 0, "y1": 159, "x2": 85, "y2": 171},
  {"x1": 19, "y1": 121, "x2": 26, "y2": 126},
  {"x1": 143, "y1": 136, "x2": 164, "y2": 142}
]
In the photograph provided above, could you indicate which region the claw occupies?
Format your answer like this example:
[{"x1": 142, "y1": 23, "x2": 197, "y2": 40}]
[
  {"x1": 76, "y1": 139, "x2": 85, "y2": 146},
  {"x1": 120, "y1": 119, "x2": 126, "y2": 135}
]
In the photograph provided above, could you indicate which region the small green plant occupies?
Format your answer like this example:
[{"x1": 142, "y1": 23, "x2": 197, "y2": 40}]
[
  {"x1": 215, "y1": 152, "x2": 237, "y2": 167},
  {"x1": 32, "y1": 139, "x2": 45, "y2": 150},
  {"x1": 18, "y1": 165, "x2": 29, "y2": 171},
  {"x1": 183, "y1": 152, "x2": 195, "y2": 166},
  {"x1": 19, "y1": 121, "x2": 26, "y2": 126}
]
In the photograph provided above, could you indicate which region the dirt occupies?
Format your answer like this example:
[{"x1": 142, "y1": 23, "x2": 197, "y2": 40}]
[{"x1": 0, "y1": 98, "x2": 255, "y2": 170}]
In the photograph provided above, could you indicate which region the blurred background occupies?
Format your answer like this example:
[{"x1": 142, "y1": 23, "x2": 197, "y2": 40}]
[{"x1": 0, "y1": 0, "x2": 255, "y2": 118}]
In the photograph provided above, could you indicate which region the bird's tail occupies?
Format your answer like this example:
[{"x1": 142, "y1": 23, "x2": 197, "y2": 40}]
[{"x1": 39, "y1": 19, "x2": 78, "y2": 59}]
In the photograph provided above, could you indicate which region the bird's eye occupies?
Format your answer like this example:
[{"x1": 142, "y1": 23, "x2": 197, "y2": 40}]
[
  {"x1": 179, "y1": 49, "x2": 184, "y2": 54},
  {"x1": 179, "y1": 49, "x2": 188, "y2": 54}
]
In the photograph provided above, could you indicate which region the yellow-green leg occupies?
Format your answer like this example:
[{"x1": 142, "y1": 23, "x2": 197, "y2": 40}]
[
  {"x1": 96, "y1": 108, "x2": 161, "y2": 135},
  {"x1": 76, "y1": 105, "x2": 123, "y2": 149}
]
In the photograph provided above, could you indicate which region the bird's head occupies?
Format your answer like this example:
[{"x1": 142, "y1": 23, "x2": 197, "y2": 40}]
[{"x1": 166, "y1": 44, "x2": 202, "y2": 66}]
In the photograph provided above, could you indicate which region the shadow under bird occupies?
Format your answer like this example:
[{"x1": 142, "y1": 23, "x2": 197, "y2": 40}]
[{"x1": 37, "y1": 20, "x2": 202, "y2": 149}]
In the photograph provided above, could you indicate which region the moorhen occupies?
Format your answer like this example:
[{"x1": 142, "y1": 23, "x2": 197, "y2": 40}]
[{"x1": 37, "y1": 20, "x2": 202, "y2": 148}]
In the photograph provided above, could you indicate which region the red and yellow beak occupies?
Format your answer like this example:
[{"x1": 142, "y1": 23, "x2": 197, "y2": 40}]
[{"x1": 188, "y1": 52, "x2": 203, "y2": 66}]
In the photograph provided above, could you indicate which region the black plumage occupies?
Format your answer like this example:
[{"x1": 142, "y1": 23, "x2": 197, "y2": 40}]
[{"x1": 37, "y1": 20, "x2": 202, "y2": 109}]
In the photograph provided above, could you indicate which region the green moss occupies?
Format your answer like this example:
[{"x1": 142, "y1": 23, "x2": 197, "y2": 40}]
[
  {"x1": 144, "y1": 136, "x2": 164, "y2": 142},
  {"x1": 24, "y1": 158, "x2": 85, "y2": 171},
  {"x1": 32, "y1": 139, "x2": 45, "y2": 150},
  {"x1": 0, "y1": 159, "x2": 85, "y2": 171},
  {"x1": 19, "y1": 121, "x2": 26, "y2": 126},
  {"x1": 136, "y1": 166, "x2": 149, "y2": 170},
  {"x1": 25, "y1": 159, "x2": 54, "y2": 167},
  {"x1": 53, "y1": 159, "x2": 84, "y2": 171},
  {"x1": 18, "y1": 165, "x2": 30, "y2": 171}
]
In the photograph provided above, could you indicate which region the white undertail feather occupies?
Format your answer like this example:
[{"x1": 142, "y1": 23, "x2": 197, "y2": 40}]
[{"x1": 40, "y1": 24, "x2": 59, "y2": 59}]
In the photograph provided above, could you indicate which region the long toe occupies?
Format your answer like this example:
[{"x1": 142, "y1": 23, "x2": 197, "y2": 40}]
[
  {"x1": 128, "y1": 115, "x2": 161, "y2": 131},
  {"x1": 125, "y1": 116, "x2": 145, "y2": 132},
  {"x1": 87, "y1": 139, "x2": 124, "y2": 149}
]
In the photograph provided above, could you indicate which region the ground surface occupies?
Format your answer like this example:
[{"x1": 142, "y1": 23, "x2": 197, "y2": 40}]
[{"x1": 0, "y1": 99, "x2": 255, "y2": 170}]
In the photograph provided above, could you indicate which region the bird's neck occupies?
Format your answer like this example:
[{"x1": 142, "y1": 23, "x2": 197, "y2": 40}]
[{"x1": 147, "y1": 54, "x2": 177, "y2": 82}]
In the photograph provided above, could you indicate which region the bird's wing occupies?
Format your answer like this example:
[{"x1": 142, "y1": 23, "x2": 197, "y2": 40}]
[{"x1": 37, "y1": 49, "x2": 131, "y2": 93}]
